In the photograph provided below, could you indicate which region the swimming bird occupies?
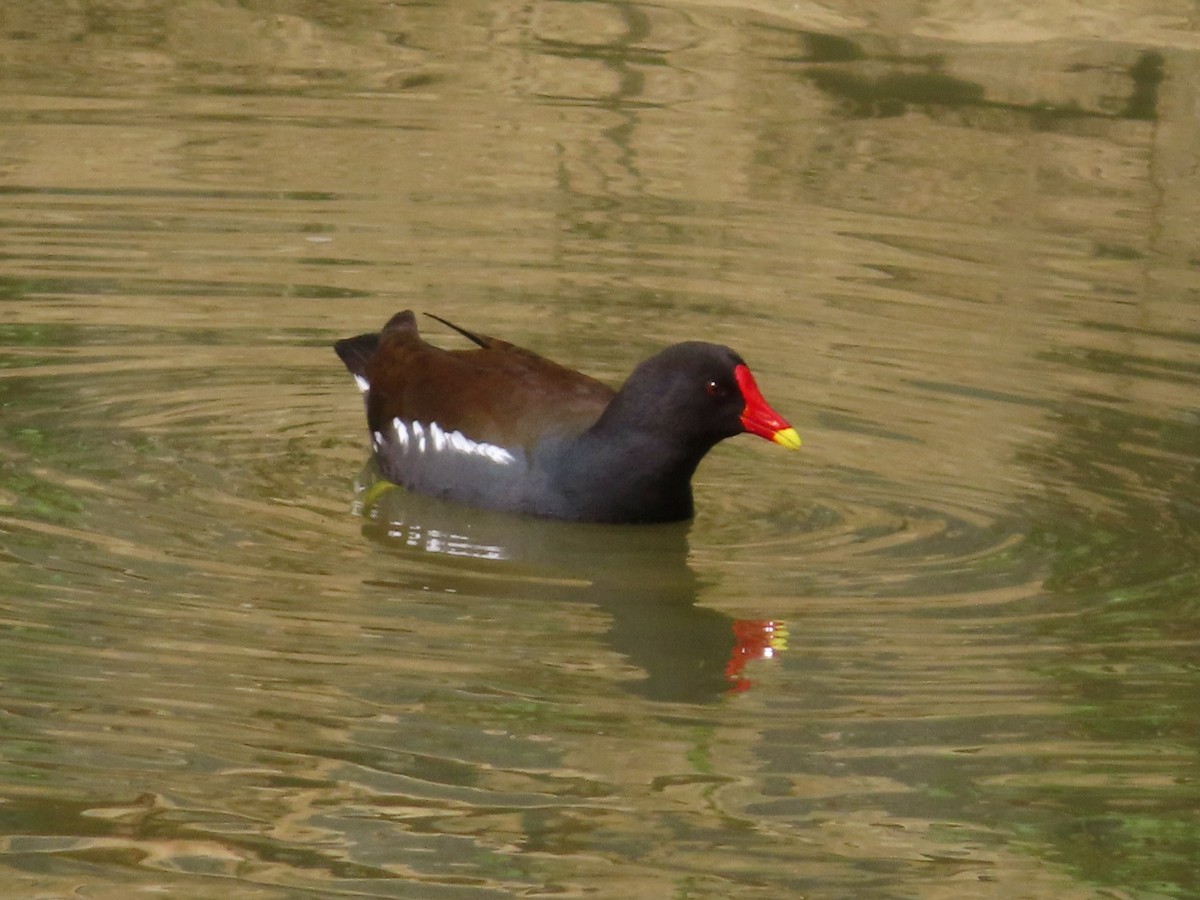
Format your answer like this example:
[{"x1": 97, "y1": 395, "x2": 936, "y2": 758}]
[{"x1": 335, "y1": 311, "x2": 799, "y2": 523}]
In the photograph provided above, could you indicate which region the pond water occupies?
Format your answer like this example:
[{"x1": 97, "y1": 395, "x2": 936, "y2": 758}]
[{"x1": 2, "y1": 2, "x2": 1198, "y2": 898}]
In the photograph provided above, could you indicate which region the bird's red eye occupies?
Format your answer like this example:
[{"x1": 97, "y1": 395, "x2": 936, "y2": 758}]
[{"x1": 706, "y1": 380, "x2": 727, "y2": 398}]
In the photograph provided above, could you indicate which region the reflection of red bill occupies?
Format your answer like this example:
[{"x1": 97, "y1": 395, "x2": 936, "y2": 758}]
[{"x1": 725, "y1": 620, "x2": 789, "y2": 693}]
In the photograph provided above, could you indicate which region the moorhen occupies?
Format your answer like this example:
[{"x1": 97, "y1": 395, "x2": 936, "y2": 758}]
[{"x1": 335, "y1": 311, "x2": 799, "y2": 523}]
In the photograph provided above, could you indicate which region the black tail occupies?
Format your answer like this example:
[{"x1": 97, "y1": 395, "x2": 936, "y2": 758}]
[
  {"x1": 334, "y1": 333, "x2": 379, "y2": 378},
  {"x1": 336, "y1": 309, "x2": 486, "y2": 379},
  {"x1": 335, "y1": 309, "x2": 418, "y2": 377}
]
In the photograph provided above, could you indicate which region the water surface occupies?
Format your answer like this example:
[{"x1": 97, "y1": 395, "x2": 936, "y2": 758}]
[{"x1": 1, "y1": 3, "x2": 1198, "y2": 898}]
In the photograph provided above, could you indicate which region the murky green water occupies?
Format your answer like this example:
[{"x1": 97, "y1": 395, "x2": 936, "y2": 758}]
[{"x1": 2, "y1": 3, "x2": 1198, "y2": 898}]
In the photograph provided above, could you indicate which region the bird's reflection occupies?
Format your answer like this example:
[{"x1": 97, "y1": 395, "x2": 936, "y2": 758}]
[{"x1": 354, "y1": 466, "x2": 784, "y2": 703}]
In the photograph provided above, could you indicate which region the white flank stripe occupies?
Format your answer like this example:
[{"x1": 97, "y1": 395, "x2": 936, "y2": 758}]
[
  {"x1": 381, "y1": 418, "x2": 516, "y2": 466},
  {"x1": 391, "y1": 417, "x2": 409, "y2": 450},
  {"x1": 430, "y1": 422, "x2": 448, "y2": 453},
  {"x1": 486, "y1": 444, "x2": 515, "y2": 464}
]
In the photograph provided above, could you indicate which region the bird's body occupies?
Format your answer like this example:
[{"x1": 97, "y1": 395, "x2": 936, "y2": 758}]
[{"x1": 335, "y1": 311, "x2": 798, "y2": 523}]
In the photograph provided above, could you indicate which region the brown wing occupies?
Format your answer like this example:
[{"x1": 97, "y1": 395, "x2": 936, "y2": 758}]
[{"x1": 363, "y1": 312, "x2": 615, "y2": 452}]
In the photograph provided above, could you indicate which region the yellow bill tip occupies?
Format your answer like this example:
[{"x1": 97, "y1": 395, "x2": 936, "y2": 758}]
[{"x1": 772, "y1": 427, "x2": 802, "y2": 451}]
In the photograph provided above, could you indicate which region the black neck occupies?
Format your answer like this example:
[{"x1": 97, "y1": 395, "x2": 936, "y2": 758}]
[{"x1": 554, "y1": 423, "x2": 711, "y2": 523}]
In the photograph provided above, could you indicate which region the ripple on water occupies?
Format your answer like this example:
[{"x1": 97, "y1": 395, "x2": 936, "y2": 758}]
[
  {"x1": 689, "y1": 453, "x2": 1045, "y2": 611},
  {"x1": 2, "y1": 5, "x2": 1198, "y2": 896}
]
